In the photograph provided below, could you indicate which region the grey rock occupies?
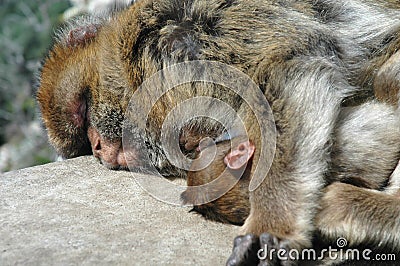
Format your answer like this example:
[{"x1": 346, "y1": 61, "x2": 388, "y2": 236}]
[{"x1": 0, "y1": 156, "x2": 237, "y2": 265}]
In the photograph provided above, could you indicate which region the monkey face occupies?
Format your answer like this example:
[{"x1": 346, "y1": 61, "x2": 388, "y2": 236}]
[
  {"x1": 37, "y1": 41, "x2": 100, "y2": 158},
  {"x1": 37, "y1": 16, "x2": 133, "y2": 167}
]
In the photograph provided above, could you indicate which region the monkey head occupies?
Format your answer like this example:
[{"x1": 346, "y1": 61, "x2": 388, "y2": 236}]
[
  {"x1": 37, "y1": 15, "x2": 137, "y2": 169},
  {"x1": 181, "y1": 135, "x2": 254, "y2": 225},
  {"x1": 36, "y1": 1, "x2": 253, "y2": 174}
]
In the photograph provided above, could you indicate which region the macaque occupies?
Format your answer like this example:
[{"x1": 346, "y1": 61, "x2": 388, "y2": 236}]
[
  {"x1": 181, "y1": 136, "x2": 252, "y2": 226},
  {"x1": 36, "y1": 0, "x2": 400, "y2": 265}
]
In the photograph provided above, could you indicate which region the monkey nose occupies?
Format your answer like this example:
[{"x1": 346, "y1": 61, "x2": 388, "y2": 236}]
[
  {"x1": 87, "y1": 127, "x2": 129, "y2": 169},
  {"x1": 100, "y1": 142, "x2": 125, "y2": 168},
  {"x1": 94, "y1": 142, "x2": 127, "y2": 169},
  {"x1": 117, "y1": 149, "x2": 127, "y2": 167}
]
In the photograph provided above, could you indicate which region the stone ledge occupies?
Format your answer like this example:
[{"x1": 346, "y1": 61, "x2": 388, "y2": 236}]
[{"x1": 0, "y1": 156, "x2": 237, "y2": 265}]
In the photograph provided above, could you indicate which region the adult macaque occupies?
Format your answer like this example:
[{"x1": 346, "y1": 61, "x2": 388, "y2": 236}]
[{"x1": 37, "y1": 0, "x2": 400, "y2": 265}]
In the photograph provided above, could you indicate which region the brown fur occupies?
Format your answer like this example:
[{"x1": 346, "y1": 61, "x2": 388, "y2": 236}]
[
  {"x1": 182, "y1": 140, "x2": 251, "y2": 226},
  {"x1": 37, "y1": 34, "x2": 100, "y2": 157}
]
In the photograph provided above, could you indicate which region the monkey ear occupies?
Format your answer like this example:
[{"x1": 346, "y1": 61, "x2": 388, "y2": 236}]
[
  {"x1": 224, "y1": 141, "x2": 255, "y2": 170},
  {"x1": 69, "y1": 96, "x2": 88, "y2": 127},
  {"x1": 66, "y1": 24, "x2": 99, "y2": 47}
]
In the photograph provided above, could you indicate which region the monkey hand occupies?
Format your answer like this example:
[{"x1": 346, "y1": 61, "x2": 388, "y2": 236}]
[{"x1": 226, "y1": 233, "x2": 293, "y2": 266}]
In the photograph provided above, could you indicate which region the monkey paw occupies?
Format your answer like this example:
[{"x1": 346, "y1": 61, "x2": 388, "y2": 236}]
[
  {"x1": 226, "y1": 234, "x2": 260, "y2": 266},
  {"x1": 226, "y1": 233, "x2": 292, "y2": 266}
]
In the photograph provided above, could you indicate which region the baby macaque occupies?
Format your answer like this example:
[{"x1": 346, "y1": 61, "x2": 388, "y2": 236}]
[{"x1": 182, "y1": 136, "x2": 252, "y2": 226}]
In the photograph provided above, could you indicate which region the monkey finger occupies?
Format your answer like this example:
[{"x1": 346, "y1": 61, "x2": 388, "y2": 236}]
[{"x1": 258, "y1": 233, "x2": 293, "y2": 266}]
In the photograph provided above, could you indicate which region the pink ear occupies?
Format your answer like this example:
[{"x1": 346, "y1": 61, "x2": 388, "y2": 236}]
[
  {"x1": 224, "y1": 141, "x2": 255, "y2": 170},
  {"x1": 69, "y1": 97, "x2": 87, "y2": 127}
]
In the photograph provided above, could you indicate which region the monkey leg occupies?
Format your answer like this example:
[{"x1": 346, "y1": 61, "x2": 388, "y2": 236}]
[{"x1": 316, "y1": 182, "x2": 400, "y2": 252}]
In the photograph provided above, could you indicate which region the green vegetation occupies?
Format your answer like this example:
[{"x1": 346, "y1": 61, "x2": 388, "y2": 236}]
[{"x1": 0, "y1": 0, "x2": 70, "y2": 171}]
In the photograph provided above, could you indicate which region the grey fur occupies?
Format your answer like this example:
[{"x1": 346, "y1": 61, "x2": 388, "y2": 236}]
[{"x1": 331, "y1": 102, "x2": 400, "y2": 189}]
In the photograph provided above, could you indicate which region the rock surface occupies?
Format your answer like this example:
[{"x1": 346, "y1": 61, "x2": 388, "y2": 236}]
[{"x1": 0, "y1": 156, "x2": 238, "y2": 265}]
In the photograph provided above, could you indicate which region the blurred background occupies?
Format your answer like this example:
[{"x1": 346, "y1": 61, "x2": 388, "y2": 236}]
[{"x1": 0, "y1": 0, "x2": 131, "y2": 173}]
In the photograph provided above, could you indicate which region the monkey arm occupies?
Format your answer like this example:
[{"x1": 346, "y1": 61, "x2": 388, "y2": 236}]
[
  {"x1": 241, "y1": 56, "x2": 353, "y2": 253},
  {"x1": 226, "y1": 182, "x2": 400, "y2": 266}
]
